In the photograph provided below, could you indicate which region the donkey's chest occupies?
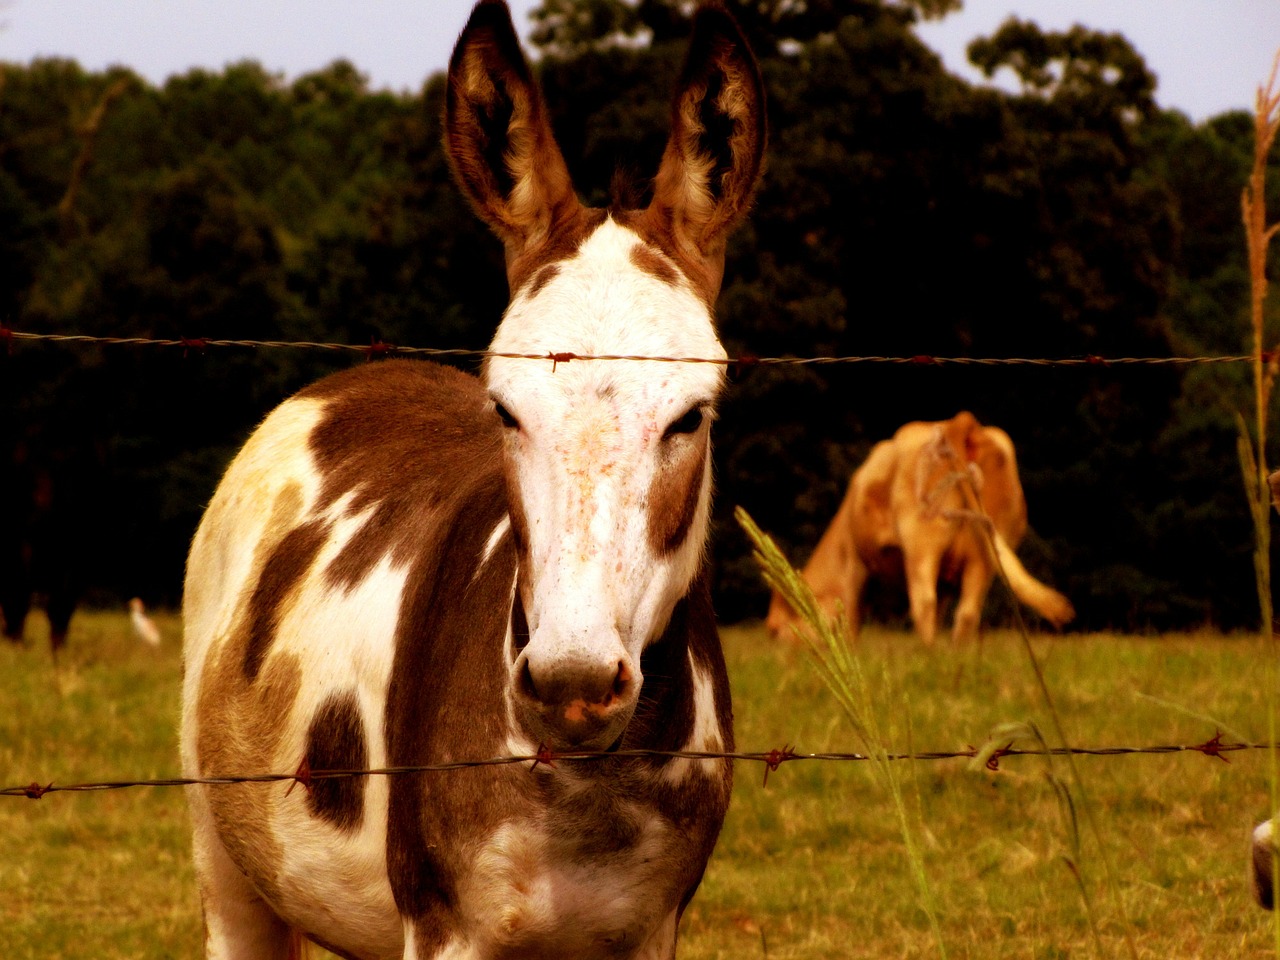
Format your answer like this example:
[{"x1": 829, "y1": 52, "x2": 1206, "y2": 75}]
[{"x1": 455, "y1": 809, "x2": 683, "y2": 958}]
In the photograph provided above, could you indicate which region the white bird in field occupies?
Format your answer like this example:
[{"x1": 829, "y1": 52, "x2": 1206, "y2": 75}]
[
  {"x1": 129, "y1": 597, "x2": 162, "y2": 647},
  {"x1": 1254, "y1": 819, "x2": 1276, "y2": 910}
]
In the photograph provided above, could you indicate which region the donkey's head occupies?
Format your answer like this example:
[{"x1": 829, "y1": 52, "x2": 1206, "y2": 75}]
[{"x1": 446, "y1": 0, "x2": 764, "y2": 750}]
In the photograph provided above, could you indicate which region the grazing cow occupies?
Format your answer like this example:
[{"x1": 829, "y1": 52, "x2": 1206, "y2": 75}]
[
  {"x1": 180, "y1": 2, "x2": 765, "y2": 958},
  {"x1": 765, "y1": 411, "x2": 1074, "y2": 644}
]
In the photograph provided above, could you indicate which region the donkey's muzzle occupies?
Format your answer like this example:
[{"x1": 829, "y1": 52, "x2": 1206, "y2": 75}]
[{"x1": 513, "y1": 648, "x2": 638, "y2": 749}]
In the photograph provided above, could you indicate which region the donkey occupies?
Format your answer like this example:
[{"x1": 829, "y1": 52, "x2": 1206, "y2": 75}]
[{"x1": 180, "y1": 2, "x2": 765, "y2": 957}]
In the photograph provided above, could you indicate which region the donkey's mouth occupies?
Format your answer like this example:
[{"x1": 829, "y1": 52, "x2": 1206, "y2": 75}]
[{"x1": 513, "y1": 690, "x2": 639, "y2": 752}]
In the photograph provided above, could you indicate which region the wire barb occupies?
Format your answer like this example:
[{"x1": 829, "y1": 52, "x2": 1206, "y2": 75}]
[
  {"x1": 1191, "y1": 730, "x2": 1231, "y2": 763},
  {"x1": 761, "y1": 745, "x2": 798, "y2": 786},
  {"x1": 530, "y1": 743, "x2": 558, "y2": 771},
  {"x1": 285, "y1": 757, "x2": 314, "y2": 796}
]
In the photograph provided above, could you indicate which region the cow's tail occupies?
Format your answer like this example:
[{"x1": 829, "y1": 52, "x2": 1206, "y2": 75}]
[{"x1": 991, "y1": 531, "x2": 1075, "y2": 628}]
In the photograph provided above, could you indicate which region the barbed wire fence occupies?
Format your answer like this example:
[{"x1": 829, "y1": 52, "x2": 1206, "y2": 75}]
[
  {"x1": 1, "y1": 325, "x2": 1275, "y2": 804},
  {"x1": 1, "y1": 735, "x2": 1265, "y2": 801},
  {"x1": 0, "y1": 326, "x2": 1265, "y2": 368}
]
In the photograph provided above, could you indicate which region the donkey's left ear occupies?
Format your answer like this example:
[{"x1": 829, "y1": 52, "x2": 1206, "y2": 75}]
[
  {"x1": 445, "y1": 0, "x2": 579, "y2": 255},
  {"x1": 644, "y1": 4, "x2": 766, "y2": 262}
]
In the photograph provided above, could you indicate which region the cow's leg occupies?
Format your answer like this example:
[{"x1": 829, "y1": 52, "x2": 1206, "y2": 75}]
[
  {"x1": 0, "y1": 588, "x2": 30, "y2": 643},
  {"x1": 45, "y1": 587, "x2": 77, "y2": 654},
  {"x1": 190, "y1": 796, "x2": 293, "y2": 959},
  {"x1": 845, "y1": 554, "x2": 870, "y2": 640},
  {"x1": 903, "y1": 542, "x2": 942, "y2": 644},
  {"x1": 0, "y1": 552, "x2": 31, "y2": 642},
  {"x1": 951, "y1": 560, "x2": 993, "y2": 644}
]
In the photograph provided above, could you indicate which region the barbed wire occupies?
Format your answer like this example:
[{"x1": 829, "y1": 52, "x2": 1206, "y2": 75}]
[
  {"x1": 3, "y1": 733, "x2": 1262, "y2": 799},
  {"x1": 1, "y1": 331, "x2": 1268, "y2": 801},
  {"x1": 0, "y1": 327, "x2": 1259, "y2": 368}
]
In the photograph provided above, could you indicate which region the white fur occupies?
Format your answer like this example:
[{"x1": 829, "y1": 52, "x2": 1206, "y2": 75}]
[
  {"x1": 662, "y1": 654, "x2": 726, "y2": 785},
  {"x1": 488, "y1": 221, "x2": 725, "y2": 745},
  {"x1": 459, "y1": 815, "x2": 680, "y2": 957},
  {"x1": 481, "y1": 516, "x2": 512, "y2": 567},
  {"x1": 182, "y1": 394, "x2": 420, "y2": 958}
]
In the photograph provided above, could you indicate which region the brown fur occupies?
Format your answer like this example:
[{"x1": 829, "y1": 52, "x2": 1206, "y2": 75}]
[
  {"x1": 303, "y1": 692, "x2": 368, "y2": 831},
  {"x1": 194, "y1": 482, "x2": 313, "y2": 903},
  {"x1": 647, "y1": 431, "x2": 708, "y2": 555},
  {"x1": 188, "y1": 2, "x2": 763, "y2": 955},
  {"x1": 449, "y1": 1, "x2": 766, "y2": 308},
  {"x1": 524, "y1": 263, "x2": 562, "y2": 299},
  {"x1": 765, "y1": 412, "x2": 1074, "y2": 644},
  {"x1": 629, "y1": 244, "x2": 681, "y2": 288}
]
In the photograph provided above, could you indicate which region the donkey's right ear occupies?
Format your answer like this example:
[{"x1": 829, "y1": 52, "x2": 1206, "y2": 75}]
[{"x1": 445, "y1": 0, "x2": 580, "y2": 254}]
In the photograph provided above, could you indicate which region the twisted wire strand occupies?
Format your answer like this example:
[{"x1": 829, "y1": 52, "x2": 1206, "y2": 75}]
[
  {"x1": 3, "y1": 738, "x2": 1263, "y2": 798},
  {"x1": 0, "y1": 328, "x2": 1256, "y2": 367}
]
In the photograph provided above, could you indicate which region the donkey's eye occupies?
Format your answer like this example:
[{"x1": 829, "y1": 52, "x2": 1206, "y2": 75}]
[
  {"x1": 664, "y1": 406, "x2": 705, "y2": 438},
  {"x1": 493, "y1": 401, "x2": 519, "y2": 431}
]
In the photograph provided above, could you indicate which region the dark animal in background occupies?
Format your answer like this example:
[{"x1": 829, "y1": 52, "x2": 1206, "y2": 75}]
[
  {"x1": 181, "y1": 1, "x2": 765, "y2": 956},
  {"x1": 766, "y1": 411, "x2": 1074, "y2": 643},
  {"x1": 0, "y1": 439, "x2": 90, "y2": 654}
]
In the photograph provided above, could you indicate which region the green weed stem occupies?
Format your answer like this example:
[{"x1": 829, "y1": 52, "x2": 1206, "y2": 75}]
[
  {"x1": 1241, "y1": 47, "x2": 1280, "y2": 957},
  {"x1": 736, "y1": 506, "x2": 948, "y2": 960}
]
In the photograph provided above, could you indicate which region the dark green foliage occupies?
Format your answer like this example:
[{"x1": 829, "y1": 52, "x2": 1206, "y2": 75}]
[{"x1": 0, "y1": 1, "x2": 1275, "y2": 630}]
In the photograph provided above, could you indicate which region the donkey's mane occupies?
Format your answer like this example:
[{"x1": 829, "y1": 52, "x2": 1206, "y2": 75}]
[{"x1": 607, "y1": 166, "x2": 655, "y2": 216}]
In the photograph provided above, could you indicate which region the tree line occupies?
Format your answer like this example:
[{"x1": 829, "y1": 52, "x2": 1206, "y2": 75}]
[{"x1": 2, "y1": 0, "x2": 1277, "y2": 633}]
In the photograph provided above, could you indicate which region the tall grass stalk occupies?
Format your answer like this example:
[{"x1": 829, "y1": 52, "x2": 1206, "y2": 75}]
[
  {"x1": 972, "y1": 720, "x2": 1102, "y2": 952},
  {"x1": 1240, "y1": 48, "x2": 1280, "y2": 956},
  {"x1": 941, "y1": 450, "x2": 1139, "y2": 959},
  {"x1": 736, "y1": 506, "x2": 948, "y2": 960}
]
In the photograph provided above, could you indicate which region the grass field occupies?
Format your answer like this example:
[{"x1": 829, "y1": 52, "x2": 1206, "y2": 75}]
[{"x1": 1, "y1": 607, "x2": 1277, "y2": 958}]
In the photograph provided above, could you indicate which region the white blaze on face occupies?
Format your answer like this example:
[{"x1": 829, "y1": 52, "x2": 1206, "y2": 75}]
[{"x1": 485, "y1": 218, "x2": 724, "y2": 743}]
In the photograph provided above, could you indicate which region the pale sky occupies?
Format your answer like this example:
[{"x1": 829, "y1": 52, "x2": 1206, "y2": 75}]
[{"x1": 1, "y1": 1, "x2": 1277, "y2": 123}]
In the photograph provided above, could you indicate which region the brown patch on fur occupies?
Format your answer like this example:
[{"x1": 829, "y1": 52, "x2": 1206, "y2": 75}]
[
  {"x1": 198, "y1": 652, "x2": 304, "y2": 901},
  {"x1": 629, "y1": 243, "x2": 680, "y2": 288},
  {"x1": 648, "y1": 438, "x2": 708, "y2": 555},
  {"x1": 298, "y1": 361, "x2": 504, "y2": 592},
  {"x1": 243, "y1": 520, "x2": 330, "y2": 681},
  {"x1": 304, "y1": 691, "x2": 368, "y2": 831},
  {"x1": 197, "y1": 651, "x2": 301, "y2": 905},
  {"x1": 500, "y1": 449, "x2": 530, "y2": 584},
  {"x1": 505, "y1": 207, "x2": 607, "y2": 298},
  {"x1": 384, "y1": 438, "x2": 514, "y2": 944},
  {"x1": 293, "y1": 359, "x2": 513, "y2": 944},
  {"x1": 624, "y1": 568, "x2": 733, "y2": 901},
  {"x1": 523, "y1": 263, "x2": 561, "y2": 299},
  {"x1": 195, "y1": 484, "x2": 318, "y2": 902}
]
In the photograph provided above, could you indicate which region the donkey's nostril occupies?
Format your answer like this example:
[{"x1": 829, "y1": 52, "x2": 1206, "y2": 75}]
[
  {"x1": 612, "y1": 660, "x2": 631, "y2": 698},
  {"x1": 518, "y1": 657, "x2": 539, "y2": 701},
  {"x1": 513, "y1": 647, "x2": 639, "y2": 749}
]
